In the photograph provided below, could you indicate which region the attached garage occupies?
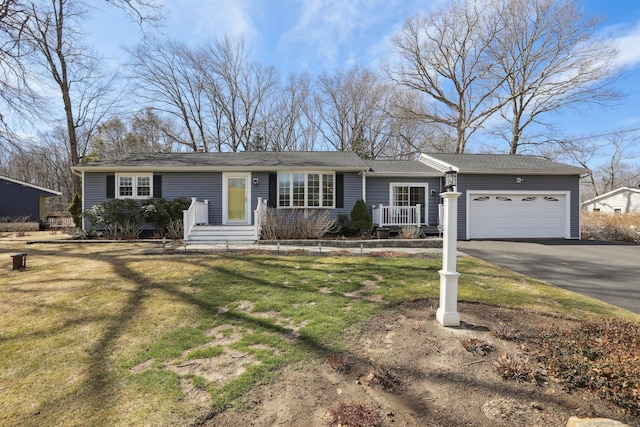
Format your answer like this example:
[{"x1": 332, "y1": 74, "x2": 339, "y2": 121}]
[
  {"x1": 419, "y1": 153, "x2": 588, "y2": 240},
  {"x1": 467, "y1": 191, "x2": 570, "y2": 239}
]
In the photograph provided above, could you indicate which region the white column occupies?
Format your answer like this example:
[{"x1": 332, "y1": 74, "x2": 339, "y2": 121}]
[{"x1": 436, "y1": 191, "x2": 461, "y2": 327}]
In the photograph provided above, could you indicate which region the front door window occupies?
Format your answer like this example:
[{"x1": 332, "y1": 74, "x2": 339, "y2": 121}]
[
  {"x1": 224, "y1": 173, "x2": 250, "y2": 224},
  {"x1": 228, "y1": 177, "x2": 246, "y2": 222},
  {"x1": 391, "y1": 184, "x2": 427, "y2": 224}
]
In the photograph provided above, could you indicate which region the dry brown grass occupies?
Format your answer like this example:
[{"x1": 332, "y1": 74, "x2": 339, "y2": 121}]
[
  {"x1": 0, "y1": 234, "x2": 204, "y2": 426},
  {"x1": 581, "y1": 211, "x2": 640, "y2": 242}
]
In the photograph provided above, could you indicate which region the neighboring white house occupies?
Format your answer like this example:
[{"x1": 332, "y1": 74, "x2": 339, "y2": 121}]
[{"x1": 581, "y1": 187, "x2": 640, "y2": 213}]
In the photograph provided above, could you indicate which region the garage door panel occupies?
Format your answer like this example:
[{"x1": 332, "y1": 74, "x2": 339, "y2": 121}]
[{"x1": 468, "y1": 193, "x2": 566, "y2": 239}]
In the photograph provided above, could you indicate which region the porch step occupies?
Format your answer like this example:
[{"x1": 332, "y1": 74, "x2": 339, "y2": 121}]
[{"x1": 187, "y1": 225, "x2": 257, "y2": 243}]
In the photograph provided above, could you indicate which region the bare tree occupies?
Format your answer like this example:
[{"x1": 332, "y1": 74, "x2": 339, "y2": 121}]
[
  {"x1": 19, "y1": 0, "x2": 122, "y2": 194},
  {"x1": 259, "y1": 72, "x2": 316, "y2": 151},
  {"x1": 88, "y1": 109, "x2": 177, "y2": 158},
  {"x1": 128, "y1": 39, "x2": 209, "y2": 151},
  {"x1": 192, "y1": 36, "x2": 279, "y2": 152},
  {"x1": 488, "y1": 0, "x2": 621, "y2": 154},
  {"x1": 389, "y1": 0, "x2": 507, "y2": 153},
  {"x1": 314, "y1": 66, "x2": 397, "y2": 158},
  {"x1": 552, "y1": 129, "x2": 640, "y2": 199}
]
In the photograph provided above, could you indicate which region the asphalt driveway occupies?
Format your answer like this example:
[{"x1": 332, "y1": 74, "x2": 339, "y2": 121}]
[{"x1": 457, "y1": 240, "x2": 640, "y2": 314}]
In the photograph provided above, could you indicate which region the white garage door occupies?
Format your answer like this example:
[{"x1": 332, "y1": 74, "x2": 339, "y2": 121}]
[{"x1": 468, "y1": 192, "x2": 567, "y2": 239}]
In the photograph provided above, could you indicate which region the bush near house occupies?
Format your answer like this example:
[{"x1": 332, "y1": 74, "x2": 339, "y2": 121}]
[
  {"x1": 350, "y1": 199, "x2": 373, "y2": 237},
  {"x1": 260, "y1": 208, "x2": 335, "y2": 239},
  {"x1": 581, "y1": 211, "x2": 640, "y2": 242},
  {"x1": 82, "y1": 197, "x2": 189, "y2": 239}
]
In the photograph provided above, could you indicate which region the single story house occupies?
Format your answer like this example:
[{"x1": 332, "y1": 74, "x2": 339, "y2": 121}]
[
  {"x1": 71, "y1": 151, "x2": 588, "y2": 241},
  {"x1": 0, "y1": 175, "x2": 62, "y2": 222},
  {"x1": 581, "y1": 187, "x2": 640, "y2": 214}
]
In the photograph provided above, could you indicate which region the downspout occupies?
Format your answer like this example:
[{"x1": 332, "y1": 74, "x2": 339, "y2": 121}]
[
  {"x1": 361, "y1": 169, "x2": 368, "y2": 202},
  {"x1": 578, "y1": 172, "x2": 590, "y2": 240}
]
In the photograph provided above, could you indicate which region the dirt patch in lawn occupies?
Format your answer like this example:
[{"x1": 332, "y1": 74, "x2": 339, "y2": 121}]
[{"x1": 202, "y1": 299, "x2": 637, "y2": 427}]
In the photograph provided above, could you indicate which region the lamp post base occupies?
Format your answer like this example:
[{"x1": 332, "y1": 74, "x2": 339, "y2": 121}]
[
  {"x1": 436, "y1": 270, "x2": 460, "y2": 327},
  {"x1": 436, "y1": 307, "x2": 460, "y2": 327}
]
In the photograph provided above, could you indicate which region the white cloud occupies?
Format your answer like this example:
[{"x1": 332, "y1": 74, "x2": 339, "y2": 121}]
[
  {"x1": 612, "y1": 20, "x2": 640, "y2": 68},
  {"x1": 168, "y1": 0, "x2": 259, "y2": 42},
  {"x1": 278, "y1": 0, "x2": 414, "y2": 71}
]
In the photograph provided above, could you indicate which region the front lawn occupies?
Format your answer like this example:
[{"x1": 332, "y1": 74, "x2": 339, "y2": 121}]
[{"x1": 0, "y1": 238, "x2": 635, "y2": 426}]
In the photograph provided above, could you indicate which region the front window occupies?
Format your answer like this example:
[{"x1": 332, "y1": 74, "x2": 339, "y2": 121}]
[
  {"x1": 117, "y1": 173, "x2": 153, "y2": 199},
  {"x1": 278, "y1": 172, "x2": 335, "y2": 208}
]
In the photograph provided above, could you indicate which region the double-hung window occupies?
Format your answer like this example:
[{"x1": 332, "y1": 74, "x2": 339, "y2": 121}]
[
  {"x1": 116, "y1": 173, "x2": 152, "y2": 199},
  {"x1": 278, "y1": 172, "x2": 334, "y2": 208}
]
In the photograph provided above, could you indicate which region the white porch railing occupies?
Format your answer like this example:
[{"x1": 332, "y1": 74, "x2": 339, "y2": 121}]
[
  {"x1": 183, "y1": 197, "x2": 209, "y2": 241},
  {"x1": 254, "y1": 197, "x2": 267, "y2": 240},
  {"x1": 372, "y1": 204, "x2": 422, "y2": 227}
]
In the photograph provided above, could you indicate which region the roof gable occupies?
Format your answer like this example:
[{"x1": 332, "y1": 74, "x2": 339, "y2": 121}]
[
  {"x1": 0, "y1": 175, "x2": 62, "y2": 196},
  {"x1": 581, "y1": 187, "x2": 640, "y2": 205},
  {"x1": 419, "y1": 153, "x2": 588, "y2": 175}
]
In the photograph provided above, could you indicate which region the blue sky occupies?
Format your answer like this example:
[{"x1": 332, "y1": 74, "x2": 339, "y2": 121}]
[{"x1": 90, "y1": 0, "x2": 640, "y2": 151}]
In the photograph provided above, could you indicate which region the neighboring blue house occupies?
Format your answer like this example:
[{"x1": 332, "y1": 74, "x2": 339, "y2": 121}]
[
  {"x1": 72, "y1": 151, "x2": 588, "y2": 241},
  {"x1": 0, "y1": 175, "x2": 62, "y2": 223}
]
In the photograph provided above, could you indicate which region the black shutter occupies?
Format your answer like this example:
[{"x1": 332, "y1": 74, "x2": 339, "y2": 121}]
[
  {"x1": 153, "y1": 175, "x2": 162, "y2": 198},
  {"x1": 106, "y1": 174, "x2": 115, "y2": 198},
  {"x1": 336, "y1": 173, "x2": 344, "y2": 209},
  {"x1": 268, "y1": 173, "x2": 277, "y2": 208}
]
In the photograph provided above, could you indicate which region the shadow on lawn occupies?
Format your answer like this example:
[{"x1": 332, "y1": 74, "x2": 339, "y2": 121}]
[{"x1": 14, "y1": 243, "x2": 411, "y2": 424}]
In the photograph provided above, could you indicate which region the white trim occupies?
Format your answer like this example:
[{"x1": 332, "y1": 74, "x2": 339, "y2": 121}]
[
  {"x1": 581, "y1": 186, "x2": 640, "y2": 206},
  {"x1": 388, "y1": 182, "x2": 429, "y2": 225},
  {"x1": 0, "y1": 175, "x2": 62, "y2": 196},
  {"x1": 418, "y1": 154, "x2": 458, "y2": 173},
  {"x1": 222, "y1": 172, "x2": 251, "y2": 225},
  {"x1": 466, "y1": 190, "x2": 571, "y2": 240},
  {"x1": 115, "y1": 173, "x2": 153, "y2": 199},
  {"x1": 276, "y1": 171, "x2": 335, "y2": 209}
]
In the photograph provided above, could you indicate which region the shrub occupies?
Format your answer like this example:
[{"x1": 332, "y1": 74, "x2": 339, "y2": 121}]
[
  {"x1": 140, "y1": 197, "x2": 191, "y2": 234},
  {"x1": 260, "y1": 209, "x2": 335, "y2": 240},
  {"x1": 335, "y1": 213, "x2": 354, "y2": 237},
  {"x1": 84, "y1": 198, "x2": 139, "y2": 228},
  {"x1": 350, "y1": 199, "x2": 372, "y2": 236},
  {"x1": 67, "y1": 193, "x2": 83, "y2": 228},
  {"x1": 461, "y1": 336, "x2": 495, "y2": 356},
  {"x1": 399, "y1": 225, "x2": 421, "y2": 239},
  {"x1": 581, "y1": 211, "x2": 640, "y2": 243},
  {"x1": 493, "y1": 353, "x2": 536, "y2": 383},
  {"x1": 325, "y1": 402, "x2": 383, "y2": 427},
  {"x1": 535, "y1": 318, "x2": 640, "y2": 416}
]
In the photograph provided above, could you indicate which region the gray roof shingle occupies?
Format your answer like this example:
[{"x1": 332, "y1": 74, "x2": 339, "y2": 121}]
[
  {"x1": 74, "y1": 151, "x2": 368, "y2": 171},
  {"x1": 421, "y1": 153, "x2": 588, "y2": 174},
  {"x1": 365, "y1": 160, "x2": 440, "y2": 175}
]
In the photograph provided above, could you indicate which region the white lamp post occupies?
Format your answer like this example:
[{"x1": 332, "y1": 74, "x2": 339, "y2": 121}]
[{"x1": 437, "y1": 168, "x2": 461, "y2": 327}]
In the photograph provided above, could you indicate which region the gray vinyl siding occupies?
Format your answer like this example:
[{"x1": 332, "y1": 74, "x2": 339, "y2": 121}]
[
  {"x1": 366, "y1": 176, "x2": 441, "y2": 225},
  {"x1": 82, "y1": 172, "x2": 108, "y2": 229},
  {"x1": 83, "y1": 172, "x2": 224, "y2": 229},
  {"x1": 340, "y1": 172, "x2": 363, "y2": 217},
  {"x1": 83, "y1": 170, "x2": 352, "y2": 229},
  {"x1": 456, "y1": 174, "x2": 582, "y2": 239}
]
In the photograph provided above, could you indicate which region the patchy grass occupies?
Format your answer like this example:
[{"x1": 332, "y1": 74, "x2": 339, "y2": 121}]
[{"x1": 0, "y1": 235, "x2": 637, "y2": 426}]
